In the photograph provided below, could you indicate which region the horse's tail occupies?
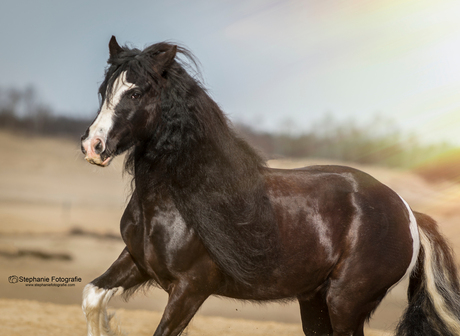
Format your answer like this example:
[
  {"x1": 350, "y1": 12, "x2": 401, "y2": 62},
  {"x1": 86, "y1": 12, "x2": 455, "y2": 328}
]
[{"x1": 396, "y1": 211, "x2": 460, "y2": 336}]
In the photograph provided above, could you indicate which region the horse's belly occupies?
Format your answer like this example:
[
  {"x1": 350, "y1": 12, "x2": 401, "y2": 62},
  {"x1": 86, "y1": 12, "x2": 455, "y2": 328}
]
[
  {"x1": 215, "y1": 214, "x2": 340, "y2": 301},
  {"x1": 216, "y1": 260, "x2": 334, "y2": 301}
]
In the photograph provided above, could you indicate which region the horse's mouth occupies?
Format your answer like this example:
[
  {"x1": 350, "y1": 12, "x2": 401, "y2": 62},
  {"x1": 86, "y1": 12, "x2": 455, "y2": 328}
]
[{"x1": 85, "y1": 155, "x2": 113, "y2": 167}]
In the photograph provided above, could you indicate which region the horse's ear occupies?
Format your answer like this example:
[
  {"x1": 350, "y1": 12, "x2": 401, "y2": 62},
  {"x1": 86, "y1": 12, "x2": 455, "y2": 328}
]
[
  {"x1": 155, "y1": 45, "x2": 177, "y2": 72},
  {"x1": 109, "y1": 36, "x2": 123, "y2": 58}
]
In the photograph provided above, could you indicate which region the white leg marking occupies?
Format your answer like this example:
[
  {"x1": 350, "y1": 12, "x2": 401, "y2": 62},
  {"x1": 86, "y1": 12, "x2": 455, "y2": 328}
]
[{"x1": 82, "y1": 283, "x2": 124, "y2": 336}]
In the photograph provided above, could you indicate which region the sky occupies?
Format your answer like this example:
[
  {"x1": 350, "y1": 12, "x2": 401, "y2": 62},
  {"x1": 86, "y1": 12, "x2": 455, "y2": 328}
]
[{"x1": 1, "y1": 0, "x2": 460, "y2": 144}]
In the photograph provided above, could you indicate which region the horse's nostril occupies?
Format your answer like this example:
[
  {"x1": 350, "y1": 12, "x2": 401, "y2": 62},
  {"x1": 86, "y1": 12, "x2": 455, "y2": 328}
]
[{"x1": 94, "y1": 139, "x2": 104, "y2": 154}]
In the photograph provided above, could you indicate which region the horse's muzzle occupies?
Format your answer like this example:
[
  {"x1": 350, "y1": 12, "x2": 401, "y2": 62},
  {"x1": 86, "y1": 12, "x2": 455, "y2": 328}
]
[{"x1": 81, "y1": 136, "x2": 112, "y2": 167}]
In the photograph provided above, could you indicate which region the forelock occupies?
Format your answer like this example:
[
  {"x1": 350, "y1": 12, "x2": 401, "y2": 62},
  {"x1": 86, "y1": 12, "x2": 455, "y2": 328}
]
[{"x1": 98, "y1": 41, "x2": 204, "y2": 104}]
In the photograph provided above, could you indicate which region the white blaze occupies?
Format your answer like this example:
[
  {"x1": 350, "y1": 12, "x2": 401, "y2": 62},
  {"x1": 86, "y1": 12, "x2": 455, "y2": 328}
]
[{"x1": 84, "y1": 71, "x2": 136, "y2": 150}]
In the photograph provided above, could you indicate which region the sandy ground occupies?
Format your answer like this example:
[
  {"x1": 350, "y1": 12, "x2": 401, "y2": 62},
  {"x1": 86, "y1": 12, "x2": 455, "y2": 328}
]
[{"x1": 1, "y1": 130, "x2": 459, "y2": 335}]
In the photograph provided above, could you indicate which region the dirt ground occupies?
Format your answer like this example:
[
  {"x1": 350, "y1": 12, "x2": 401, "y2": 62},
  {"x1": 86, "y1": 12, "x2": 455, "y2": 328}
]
[{"x1": 1, "y1": 130, "x2": 459, "y2": 335}]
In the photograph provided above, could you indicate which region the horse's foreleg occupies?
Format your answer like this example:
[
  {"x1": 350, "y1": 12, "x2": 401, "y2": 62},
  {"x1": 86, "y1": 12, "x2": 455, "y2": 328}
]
[
  {"x1": 82, "y1": 247, "x2": 147, "y2": 336},
  {"x1": 152, "y1": 281, "x2": 210, "y2": 336}
]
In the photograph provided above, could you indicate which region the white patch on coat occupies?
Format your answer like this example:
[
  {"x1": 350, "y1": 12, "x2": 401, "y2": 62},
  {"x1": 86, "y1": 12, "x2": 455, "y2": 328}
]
[{"x1": 388, "y1": 195, "x2": 420, "y2": 291}]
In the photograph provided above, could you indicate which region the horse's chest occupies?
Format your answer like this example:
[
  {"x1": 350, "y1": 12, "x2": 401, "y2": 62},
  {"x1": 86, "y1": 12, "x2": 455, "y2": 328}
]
[{"x1": 120, "y1": 196, "x2": 206, "y2": 285}]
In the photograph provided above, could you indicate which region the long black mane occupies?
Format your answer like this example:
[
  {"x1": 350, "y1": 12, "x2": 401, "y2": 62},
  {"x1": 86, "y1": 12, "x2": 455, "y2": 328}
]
[{"x1": 105, "y1": 42, "x2": 280, "y2": 285}]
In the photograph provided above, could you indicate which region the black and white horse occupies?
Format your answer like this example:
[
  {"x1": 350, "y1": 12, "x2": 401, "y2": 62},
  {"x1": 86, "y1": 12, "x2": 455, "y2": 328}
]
[{"x1": 81, "y1": 36, "x2": 460, "y2": 336}]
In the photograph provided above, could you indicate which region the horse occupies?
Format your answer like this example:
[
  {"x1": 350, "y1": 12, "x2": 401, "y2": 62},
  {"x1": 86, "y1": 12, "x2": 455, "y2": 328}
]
[{"x1": 81, "y1": 36, "x2": 460, "y2": 336}]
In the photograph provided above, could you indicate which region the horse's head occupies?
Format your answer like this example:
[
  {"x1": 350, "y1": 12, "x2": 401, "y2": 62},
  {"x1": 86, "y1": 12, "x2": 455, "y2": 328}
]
[{"x1": 81, "y1": 36, "x2": 177, "y2": 167}]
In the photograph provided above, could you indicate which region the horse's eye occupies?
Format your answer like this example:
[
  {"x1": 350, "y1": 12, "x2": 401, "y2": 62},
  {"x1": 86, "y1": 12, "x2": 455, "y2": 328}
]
[{"x1": 131, "y1": 92, "x2": 142, "y2": 100}]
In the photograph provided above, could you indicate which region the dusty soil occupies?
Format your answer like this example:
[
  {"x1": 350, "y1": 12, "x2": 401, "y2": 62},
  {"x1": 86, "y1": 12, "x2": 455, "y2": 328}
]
[
  {"x1": 0, "y1": 299, "x2": 390, "y2": 336},
  {"x1": 1, "y1": 131, "x2": 459, "y2": 335}
]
